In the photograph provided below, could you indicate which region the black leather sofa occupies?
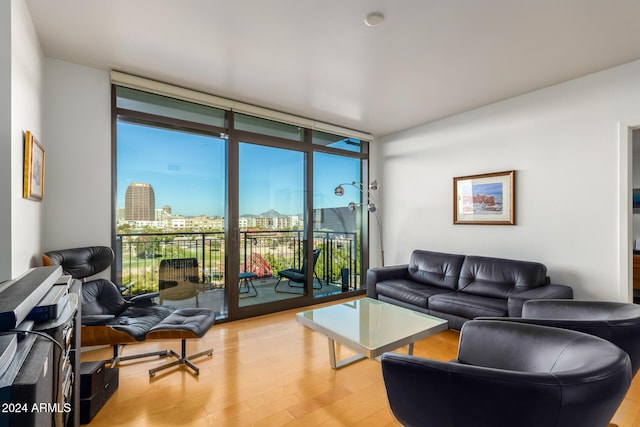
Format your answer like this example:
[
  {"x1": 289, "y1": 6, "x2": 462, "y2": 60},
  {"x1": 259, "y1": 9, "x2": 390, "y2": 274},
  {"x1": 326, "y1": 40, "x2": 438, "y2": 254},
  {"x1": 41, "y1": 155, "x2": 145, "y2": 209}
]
[{"x1": 367, "y1": 250, "x2": 573, "y2": 330}]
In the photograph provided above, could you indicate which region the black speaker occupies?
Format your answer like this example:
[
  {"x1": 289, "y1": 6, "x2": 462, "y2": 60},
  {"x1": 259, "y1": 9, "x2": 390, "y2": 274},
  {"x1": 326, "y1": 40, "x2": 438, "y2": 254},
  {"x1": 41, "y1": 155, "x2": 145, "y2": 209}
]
[
  {"x1": 6, "y1": 337, "x2": 54, "y2": 427},
  {"x1": 79, "y1": 367, "x2": 118, "y2": 424},
  {"x1": 79, "y1": 361, "x2": 106, "y2": 398}
]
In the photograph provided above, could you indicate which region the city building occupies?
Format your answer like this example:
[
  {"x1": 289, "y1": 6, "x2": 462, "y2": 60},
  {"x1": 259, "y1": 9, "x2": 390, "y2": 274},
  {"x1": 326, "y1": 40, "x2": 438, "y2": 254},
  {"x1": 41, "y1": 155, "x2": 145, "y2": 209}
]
[{"x1": 124, "y1": 183, "x2": 156, "y2": 221}]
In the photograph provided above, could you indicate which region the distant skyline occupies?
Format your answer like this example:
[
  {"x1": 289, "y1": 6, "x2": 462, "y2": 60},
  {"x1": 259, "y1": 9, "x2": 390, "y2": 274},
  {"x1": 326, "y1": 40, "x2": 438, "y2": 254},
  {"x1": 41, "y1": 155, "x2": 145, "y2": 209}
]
[{"x1": 117, "y1": 122, "x2": 363, "y2": 217}]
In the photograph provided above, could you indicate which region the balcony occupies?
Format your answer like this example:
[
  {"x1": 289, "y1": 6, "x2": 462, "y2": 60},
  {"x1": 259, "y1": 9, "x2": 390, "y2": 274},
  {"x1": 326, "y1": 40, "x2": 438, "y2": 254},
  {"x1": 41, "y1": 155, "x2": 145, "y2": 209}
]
[{"x1": 115, "y1": 230, "x2": 361, "y2": 317}]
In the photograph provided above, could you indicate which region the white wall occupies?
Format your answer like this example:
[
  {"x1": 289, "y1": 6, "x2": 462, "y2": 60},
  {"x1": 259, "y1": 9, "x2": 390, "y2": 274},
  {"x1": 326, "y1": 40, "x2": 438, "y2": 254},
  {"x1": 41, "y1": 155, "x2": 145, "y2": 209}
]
[
  {"x1": 0, "y1": 0, "x2": 109, "y2": 278},
  {"x1": 632, "y1": 129, "x2": 640, "y2": 243},
  {"x1": 378, "y1": 60, "x2": 640, "y2": 302},
  {"x1": 42, "y1": 59, "x2": 111, "y2": 251},
  {"x1": 0, "y1": 1, "x2": 12, "y2": 278},
  {"x1": 6, "y1": 0, "x2": 44, "y2": 276}
]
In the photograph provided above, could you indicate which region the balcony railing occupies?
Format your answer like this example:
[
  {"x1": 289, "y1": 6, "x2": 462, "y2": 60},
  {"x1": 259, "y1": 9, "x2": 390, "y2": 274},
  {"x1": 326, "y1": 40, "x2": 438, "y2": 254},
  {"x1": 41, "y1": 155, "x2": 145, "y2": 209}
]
[{"x1": 115, "y1": 230, "x2": 360, "y2": 295}]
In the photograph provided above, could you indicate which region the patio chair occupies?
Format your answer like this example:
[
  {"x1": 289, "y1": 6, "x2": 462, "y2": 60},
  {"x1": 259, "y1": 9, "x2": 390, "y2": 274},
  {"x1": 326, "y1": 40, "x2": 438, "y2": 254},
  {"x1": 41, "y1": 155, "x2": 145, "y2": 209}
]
[
  {"x1": 275, "y1": 248, "x2": 322, "y2": 293},
  {"x1": 158, "y1": 258, "x2": 201, "y2": 307}
]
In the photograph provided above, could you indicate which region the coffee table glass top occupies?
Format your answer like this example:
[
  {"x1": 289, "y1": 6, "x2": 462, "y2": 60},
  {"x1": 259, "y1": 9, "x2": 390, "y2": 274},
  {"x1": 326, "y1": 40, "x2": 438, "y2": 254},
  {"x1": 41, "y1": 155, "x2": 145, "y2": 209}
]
[{"x1": 296, "y1": 298, "x2": 448, "y2": 356}]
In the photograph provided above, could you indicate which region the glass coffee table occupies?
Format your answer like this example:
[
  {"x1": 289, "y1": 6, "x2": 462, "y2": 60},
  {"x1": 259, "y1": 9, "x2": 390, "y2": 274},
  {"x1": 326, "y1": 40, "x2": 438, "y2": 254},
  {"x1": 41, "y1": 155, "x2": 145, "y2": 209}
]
[{"x1": 296, "y1": 298, "x2": 448, "y2": 369}]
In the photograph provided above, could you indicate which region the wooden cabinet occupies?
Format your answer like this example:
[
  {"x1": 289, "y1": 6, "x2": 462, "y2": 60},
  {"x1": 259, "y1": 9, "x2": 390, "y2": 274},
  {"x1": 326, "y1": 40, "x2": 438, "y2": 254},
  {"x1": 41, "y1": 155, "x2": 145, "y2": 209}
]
[{"x1": 633, "y1": 255, "x2": 640, "y2": 290}]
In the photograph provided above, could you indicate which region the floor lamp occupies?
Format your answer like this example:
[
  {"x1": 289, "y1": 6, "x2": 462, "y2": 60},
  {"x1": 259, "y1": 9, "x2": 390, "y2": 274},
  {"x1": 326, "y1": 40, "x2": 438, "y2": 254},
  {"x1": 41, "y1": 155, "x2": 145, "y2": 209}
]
[{"x1": 334, "y1": 180, "x2": 385, "y2": 267}]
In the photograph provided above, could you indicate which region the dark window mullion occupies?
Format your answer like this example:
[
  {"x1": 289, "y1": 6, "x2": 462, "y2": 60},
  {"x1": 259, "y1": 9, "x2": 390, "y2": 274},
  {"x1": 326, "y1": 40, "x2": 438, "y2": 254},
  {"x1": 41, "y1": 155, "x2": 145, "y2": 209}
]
[{"x1": 117, "y1": 108, "x2": 227, "y2": 137}]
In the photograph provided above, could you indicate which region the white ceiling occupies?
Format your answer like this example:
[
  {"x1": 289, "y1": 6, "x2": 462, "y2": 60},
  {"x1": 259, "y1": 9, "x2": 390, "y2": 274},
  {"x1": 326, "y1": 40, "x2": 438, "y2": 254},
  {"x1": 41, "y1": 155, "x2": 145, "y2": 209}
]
[{"x1": 24, "y1": 0, "x2": 640, "y2": 137}]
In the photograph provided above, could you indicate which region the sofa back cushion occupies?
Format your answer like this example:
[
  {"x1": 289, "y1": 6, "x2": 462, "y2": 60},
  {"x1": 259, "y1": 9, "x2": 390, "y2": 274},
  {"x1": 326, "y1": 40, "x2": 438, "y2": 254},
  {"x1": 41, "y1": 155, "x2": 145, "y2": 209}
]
[
  {"x1": 458, "y1": 256, "x2": 548, "y2": 299},
  {"x1": 408, "y1": 250, "x2": 466, "y2": 291}
]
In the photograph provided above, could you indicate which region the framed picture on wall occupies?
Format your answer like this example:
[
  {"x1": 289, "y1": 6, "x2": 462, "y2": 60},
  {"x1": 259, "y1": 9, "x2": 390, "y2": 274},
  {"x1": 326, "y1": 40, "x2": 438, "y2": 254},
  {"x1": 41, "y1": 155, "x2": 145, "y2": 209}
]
[
  {"x1": 23, "y1": 130, "x2": 45, "y2": 201},
  {"x1": 453, "y1": 170, "x2": 515, "y2": 225},
  {"x1": 633, "y1": 189, "x2": 640, "y2": 213}
]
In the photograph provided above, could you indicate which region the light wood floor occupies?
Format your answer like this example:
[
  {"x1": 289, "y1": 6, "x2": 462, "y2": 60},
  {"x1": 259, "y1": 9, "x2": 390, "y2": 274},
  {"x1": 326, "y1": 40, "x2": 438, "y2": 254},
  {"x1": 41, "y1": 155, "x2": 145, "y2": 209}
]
[{"x1": 81, "y1": 299, "x2": 640, "y2": 427}]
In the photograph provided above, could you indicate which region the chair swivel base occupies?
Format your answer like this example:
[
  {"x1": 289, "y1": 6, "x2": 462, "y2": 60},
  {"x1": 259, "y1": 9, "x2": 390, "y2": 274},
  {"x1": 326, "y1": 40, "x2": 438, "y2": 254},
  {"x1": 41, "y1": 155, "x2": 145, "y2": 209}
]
[
  {"x1": 148, "y1": 338, "x2": 213, "y2": 377},
  {"x1": 109, "y1": 344, "x2": 173, "y2": 367}
]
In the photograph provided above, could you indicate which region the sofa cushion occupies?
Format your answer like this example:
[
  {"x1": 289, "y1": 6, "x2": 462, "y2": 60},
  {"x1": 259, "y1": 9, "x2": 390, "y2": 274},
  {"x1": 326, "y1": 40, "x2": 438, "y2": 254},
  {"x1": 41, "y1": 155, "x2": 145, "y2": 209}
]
[
  {"x1": 429, "y1": 292, "x2": 508, "y2": 319},
  {"x1": 458, "y1": 256, "x2": 547, "y2": 299},
  {"x1": 408, "y1": 250, "x2": 466, "y2": 291},
  {"x1": 377, "y1": 279, "x2": 452, "y2": 309}
]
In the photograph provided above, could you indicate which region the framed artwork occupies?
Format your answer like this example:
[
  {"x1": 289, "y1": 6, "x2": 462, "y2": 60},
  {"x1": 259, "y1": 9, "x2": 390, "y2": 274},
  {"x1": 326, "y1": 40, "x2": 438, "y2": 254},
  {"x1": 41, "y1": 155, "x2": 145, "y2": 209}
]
[
  {"x1": 634, "y1": 189, "x2": 640, "y2": 213},
  {"x1": 23, "y1": 131, "x2": 45, "y2": 201},
  {"x1": 453, "y1": 170, "x2": 515, "y2": 225}
]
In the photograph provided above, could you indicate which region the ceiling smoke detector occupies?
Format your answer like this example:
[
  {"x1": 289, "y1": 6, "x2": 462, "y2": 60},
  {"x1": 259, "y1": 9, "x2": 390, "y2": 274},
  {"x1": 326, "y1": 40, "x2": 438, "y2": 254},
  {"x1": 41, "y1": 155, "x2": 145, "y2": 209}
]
[{"x1": 364, "y1": 12, "x2": 384, "y2": 27}]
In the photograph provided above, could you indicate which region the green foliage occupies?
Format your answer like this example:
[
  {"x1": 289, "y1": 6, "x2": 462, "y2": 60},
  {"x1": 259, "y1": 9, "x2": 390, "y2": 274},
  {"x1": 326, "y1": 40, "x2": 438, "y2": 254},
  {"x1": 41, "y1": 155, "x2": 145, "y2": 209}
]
[
  {"x1": 264, "y1": 253, "x2": 286, "y2": 275},
  {"x1": 117, "y1": 223, "x2": 133, "y2": 234}
]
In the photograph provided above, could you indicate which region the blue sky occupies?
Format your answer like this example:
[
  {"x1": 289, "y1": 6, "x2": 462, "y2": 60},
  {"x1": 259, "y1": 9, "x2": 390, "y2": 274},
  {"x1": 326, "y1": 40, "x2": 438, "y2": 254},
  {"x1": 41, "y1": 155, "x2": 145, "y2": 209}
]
[
  {"x1": 117, "y1": 123, "x2": 226, "y2": 216},
  {"x1": 471, "y1": 182, "x2": 503, "y2": 201},
  {"x1": 117, "y1": 122, "x2": 362, "y2": 217}
]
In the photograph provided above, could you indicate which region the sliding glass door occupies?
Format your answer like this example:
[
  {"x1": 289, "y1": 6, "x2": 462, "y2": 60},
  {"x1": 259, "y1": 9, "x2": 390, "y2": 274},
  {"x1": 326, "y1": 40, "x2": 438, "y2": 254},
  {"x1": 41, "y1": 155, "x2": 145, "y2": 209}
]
[
  {"x1": 236, "y1": 142, "x2": 307, "y2": 309},
  {"x1": 116, "y1": 121, "x2": 228, "y2": 317},
  {"x1": 313, "y1": 153, "x2": 363, "y2": 298}
]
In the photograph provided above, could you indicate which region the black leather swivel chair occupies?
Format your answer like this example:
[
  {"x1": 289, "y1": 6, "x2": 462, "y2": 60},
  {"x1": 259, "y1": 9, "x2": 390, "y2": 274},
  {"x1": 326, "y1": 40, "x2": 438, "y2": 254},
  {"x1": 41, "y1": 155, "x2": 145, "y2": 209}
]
[
  {"x1": 497, "y1": 299, "x2": 640, "y2": 377},
  {"x1": 381, "y1": 320, "x2": 632, "y2": 427},
  {"x1": 43, "y1": 246, "x2": 174, "y2": 365}
]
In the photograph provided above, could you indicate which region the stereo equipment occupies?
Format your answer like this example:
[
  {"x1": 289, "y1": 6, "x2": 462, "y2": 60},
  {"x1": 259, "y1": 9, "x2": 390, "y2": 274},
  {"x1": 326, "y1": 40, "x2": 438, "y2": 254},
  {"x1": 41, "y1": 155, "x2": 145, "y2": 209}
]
[
  {"x1": 0, "y1": 266, "x2": 80, "y2": 427},
  {"x1": 35, "y1": 293, "x2": 79, "y2": 427},
  {"x1": 0, "y1": 266, "x2": 62, "y2": 331},
  {"x1": 0, "y1": 336, "x2": 16, "y2": 378},
  {"x1": 27, "y1": 285, "x2": 69, "y2": 323},
  {"x1": 0, "y1": 335, "x2": 54, "y2": 427}
]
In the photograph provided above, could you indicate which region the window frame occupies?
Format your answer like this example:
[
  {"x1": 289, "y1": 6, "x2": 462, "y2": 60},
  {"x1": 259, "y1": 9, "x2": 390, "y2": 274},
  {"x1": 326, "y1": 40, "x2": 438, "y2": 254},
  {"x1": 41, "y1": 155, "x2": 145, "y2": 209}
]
[{"x1": 111, "y1": 84, "x2": 370, "y2": 322}]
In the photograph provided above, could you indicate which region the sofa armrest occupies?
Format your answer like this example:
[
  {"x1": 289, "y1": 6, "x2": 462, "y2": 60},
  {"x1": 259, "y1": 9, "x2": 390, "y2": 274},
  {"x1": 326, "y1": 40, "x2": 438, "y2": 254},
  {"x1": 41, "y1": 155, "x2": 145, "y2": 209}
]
[
  {"x1": 508, "y1": 284, "x2": 573, "y2": 317},
  {"x1": 366, "y1": 264, "x2": 409, "y2": 299}
]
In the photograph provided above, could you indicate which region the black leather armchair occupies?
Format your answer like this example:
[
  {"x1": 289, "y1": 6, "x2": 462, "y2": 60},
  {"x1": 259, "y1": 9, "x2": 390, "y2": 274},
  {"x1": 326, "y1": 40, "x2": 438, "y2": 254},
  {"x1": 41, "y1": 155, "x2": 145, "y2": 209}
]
[
  {"x1": 43, "y1": 246, "x2": 174, "y2": 365},
  {"x1": 490, "y1": 299, "x2": 640, "y2": 377},
  {"x1": 381, "y1": 320, "x2": 632, "y2": 427},
  {"x1": 44, "y1": 246, "x2": 217, "y2": 376}
]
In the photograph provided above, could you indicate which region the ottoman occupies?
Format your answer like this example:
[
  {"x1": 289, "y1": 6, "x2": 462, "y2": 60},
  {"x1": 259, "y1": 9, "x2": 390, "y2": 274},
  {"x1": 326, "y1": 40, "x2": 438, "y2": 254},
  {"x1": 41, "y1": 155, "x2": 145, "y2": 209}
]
[{"x1": 146, "y1": 308, "x2": 216, "y2": 377}]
